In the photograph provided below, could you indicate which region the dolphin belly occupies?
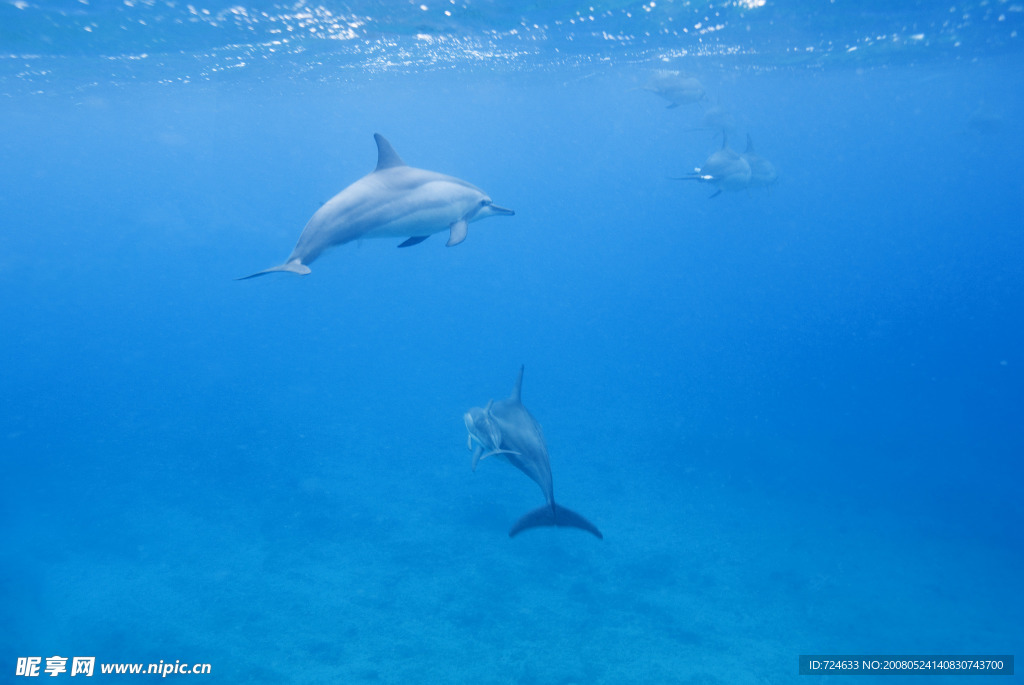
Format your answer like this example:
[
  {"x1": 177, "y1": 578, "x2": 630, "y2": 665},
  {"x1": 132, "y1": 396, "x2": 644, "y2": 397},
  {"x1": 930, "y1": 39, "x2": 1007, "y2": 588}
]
[
  {"x1": 357, "y1": 206, "x2": 464, "y2": 238},
  {"x1": 346, "y1": 181, "x2": 483, "y2": 239}
]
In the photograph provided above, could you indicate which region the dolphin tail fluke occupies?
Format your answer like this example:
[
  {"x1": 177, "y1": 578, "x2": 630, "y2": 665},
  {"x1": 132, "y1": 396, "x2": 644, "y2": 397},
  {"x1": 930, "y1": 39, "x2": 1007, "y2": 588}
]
[
  {"x1": 236, "y1": 260, "x2": 311, "y2": 280},
  {"x1": 509, "y1": 503, "x2": 603, "y2": 540}
]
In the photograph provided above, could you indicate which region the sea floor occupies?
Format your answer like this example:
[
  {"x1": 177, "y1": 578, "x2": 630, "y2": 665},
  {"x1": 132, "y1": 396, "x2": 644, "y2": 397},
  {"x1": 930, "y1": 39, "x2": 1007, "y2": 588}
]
[{"x1": 5, "y1": 423, "x2": 1019, "y2": 684}]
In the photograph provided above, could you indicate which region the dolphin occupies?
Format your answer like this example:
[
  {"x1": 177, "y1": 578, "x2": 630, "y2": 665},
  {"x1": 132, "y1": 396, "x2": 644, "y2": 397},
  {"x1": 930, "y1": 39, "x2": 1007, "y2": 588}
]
[
  {"x1": 641, "y1": 70, "x2": 706, "y2": 109},
  {"x1": 672, "y1": 134, "x2": 751, "y2": 198},
  {"x1": 965, "y1": 102, "x2": 1006, "y2": 135},
  {"x1": 686, "y1": 103, "x2": 738, "y2": 139},
  {"x1": 464, "y1": 366, "x2": 603, "y2": 540},
  {"x1": 741, "y1": 134, "x2": 778, "y2": 189},
  {"x1": 239, "y1": 133, "x2": 514, "y2": 279}
]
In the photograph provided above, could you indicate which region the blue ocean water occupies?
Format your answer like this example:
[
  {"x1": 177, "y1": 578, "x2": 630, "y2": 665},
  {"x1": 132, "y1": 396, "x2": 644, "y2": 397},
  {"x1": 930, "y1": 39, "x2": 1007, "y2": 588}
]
[{"x1": 2, "y1": 1, "x2": 1022, "y2": 683}]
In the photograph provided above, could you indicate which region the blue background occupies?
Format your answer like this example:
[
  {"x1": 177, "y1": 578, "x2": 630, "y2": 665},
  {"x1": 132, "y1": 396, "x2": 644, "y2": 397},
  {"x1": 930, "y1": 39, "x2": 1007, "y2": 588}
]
[{"x1": 1, "y1": 2, "x2": 1022, "y2": 682}]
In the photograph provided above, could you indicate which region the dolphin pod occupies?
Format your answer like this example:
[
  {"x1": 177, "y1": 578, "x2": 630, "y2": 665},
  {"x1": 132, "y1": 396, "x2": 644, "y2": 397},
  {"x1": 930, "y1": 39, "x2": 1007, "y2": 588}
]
[
  {"x1": 240, "y1": 87, "x2": 780, "y2": 538},
  {"x1": 239, "y1": 133, "x2": 514, "y2": 279},
  {"x1": 637, "y1": 68, "x2": 779, "y2": 196}
]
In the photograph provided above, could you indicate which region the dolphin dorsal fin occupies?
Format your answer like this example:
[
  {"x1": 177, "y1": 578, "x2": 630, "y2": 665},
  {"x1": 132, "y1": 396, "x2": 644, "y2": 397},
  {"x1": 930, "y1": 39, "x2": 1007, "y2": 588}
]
[
  {"x1": 511, "y1": 365, "x2": 524, "y2": 402},
  {"x1": 373, "y1": 133, "x2": 406, "y2": 171},
  {"x1": 744, "y1": 133, "x2": 755, "y2": 154}
]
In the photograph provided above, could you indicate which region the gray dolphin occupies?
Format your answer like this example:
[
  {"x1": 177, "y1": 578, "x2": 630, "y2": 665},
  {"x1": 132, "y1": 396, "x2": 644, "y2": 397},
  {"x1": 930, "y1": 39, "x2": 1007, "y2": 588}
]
[
  {"x1": 641, "y1": 69, "x2": 707, "y2": 109},
  {"x1": 687, "y1": 103, "x2": 738, "y2": 138},
  {"x1": 672, "y1": 134, "x2": 751, "y2": 198},
  {"x1": 966, "y1": 102, "x2": 1006, "y2": 135},
  {"x1": 464, "y1": 366, "x2": 603, "y2": 540},
  {"x1": 239, "y1": 133, "x2": 514, "y2": 279},
  {"x1": 741, "y1": 134, "x2": 778, "y2": 189}
]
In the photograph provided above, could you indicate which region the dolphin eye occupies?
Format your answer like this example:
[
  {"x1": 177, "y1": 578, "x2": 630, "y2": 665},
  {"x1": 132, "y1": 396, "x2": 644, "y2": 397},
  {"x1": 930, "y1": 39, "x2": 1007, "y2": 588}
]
[{"x1": 479, "y1": 199, "x2": 491, "y2": 206}]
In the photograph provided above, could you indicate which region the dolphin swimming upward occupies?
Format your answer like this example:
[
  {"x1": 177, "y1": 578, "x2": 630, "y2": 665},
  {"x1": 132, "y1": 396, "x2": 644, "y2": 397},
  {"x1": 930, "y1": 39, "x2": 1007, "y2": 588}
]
[
  {"x1": 464, "y1": 366, "x2": 603, "y2": 540},
  {"x1": 239, "y1": 133, "x2": 514, "y2": 279}
]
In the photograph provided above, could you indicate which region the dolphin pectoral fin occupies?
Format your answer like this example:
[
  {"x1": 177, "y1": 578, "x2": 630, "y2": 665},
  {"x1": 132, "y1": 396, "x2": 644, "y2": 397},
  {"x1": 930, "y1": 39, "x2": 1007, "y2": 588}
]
[
  {"x1": 236, "y1": 260, "x2": 311, "y2": 280},
  {"x1": 398, "y1": 236, "x2": 430, "y2": 248},
  {"x1": 509, "y1": 503, "x2": 603, "y2": 540},
  {"x1": 446, "y1": 219, "x2": 468, "y2": 247},
  {"x1": 471, "y1": 448, "x2": 518, "y2": 471},
  {"x1": 484, "y1": 449, "x2": 519, "y2": 459},
  {"x1": 474, "y1": 449, "x2": 520, "y2": 470}
]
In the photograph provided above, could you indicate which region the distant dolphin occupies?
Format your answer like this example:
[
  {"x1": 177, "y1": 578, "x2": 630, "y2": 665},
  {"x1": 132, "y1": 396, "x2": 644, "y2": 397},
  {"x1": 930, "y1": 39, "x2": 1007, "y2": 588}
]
[
  {"x1": 239, "y1": 133, "x2": 514, "y2": 279},
  {"x1": 965, "y1": 102, "x2": 1006, "y2": 135},
  {"x1": 687, "y1": 104, "x2": 738, "y2": 138},
  {"x1": 641, "y1": 70, "x2": 706, "y2": 108},
  {"x1": 464, "y1": 366, "x2": 603, "y2": 539},
  {"x1": 672, "y1": 134, "x2": 751, "y2": 198},
  {"x1": 741, "y1": 134, "x2": 778, "y2": 189}
]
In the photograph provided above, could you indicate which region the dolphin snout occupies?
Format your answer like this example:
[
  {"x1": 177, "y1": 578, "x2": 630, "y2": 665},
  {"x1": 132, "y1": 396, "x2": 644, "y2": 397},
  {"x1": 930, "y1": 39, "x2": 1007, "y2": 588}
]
[{"x1": 490, "y1": 205, "x2": 515, "y2": 216}]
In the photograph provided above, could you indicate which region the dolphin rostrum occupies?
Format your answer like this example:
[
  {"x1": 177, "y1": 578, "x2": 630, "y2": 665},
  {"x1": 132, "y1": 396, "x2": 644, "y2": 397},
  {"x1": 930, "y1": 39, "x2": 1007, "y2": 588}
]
[
  {"x1": 464, "y1": 366, "x2": 603, "y2": 540},
  {"x1": 239, "y1": 133, "x2": 514, "y2": 279}
]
